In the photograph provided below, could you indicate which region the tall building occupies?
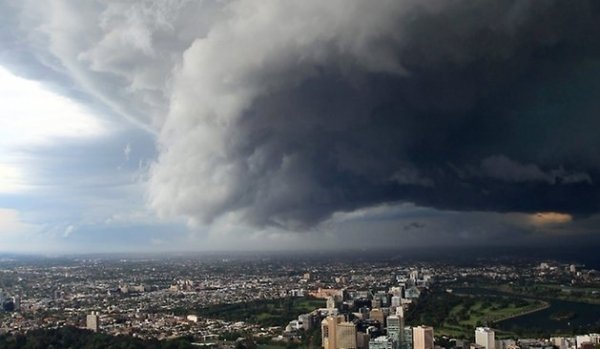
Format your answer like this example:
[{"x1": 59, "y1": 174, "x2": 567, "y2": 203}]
[
  {"x1": 338, "y1": 322, "x2": 357, "y2": 349},
  {"x1": 413, "y1": 326, "x2": 433, "y2": 349},
  {"x1": 403, "y1": 327, "x2": 413, "y2": 349},
  {"x1": 372, "y1": 298, "x2": 382, "y2": 309},
  {"x1": 390, "y1": 286, "x2": 403, "y2": 297},
  {"x1": 12, "y1": 296, "x2": 20, "y2": 311},
  {"x1": 387, "y1": 315, "x2": 402, "y2": 349},
  {"x1": 551, "y1": 337, "x2": 567, "y2": 349},
  {"x1": 357, "y1": 332, "x2": 371, "y2": 349},
  {"x1": 387, "y1": 315, "x2": 401, "y2": 340},
  {"x1": 322, "y1": 316, "x2": 339, "y2": 349},
  {"x1": 87, "y1": 312, "x2": 100, "y2": 332},
  {"x1": 322, "y1": 315, "x2": 357, "y2": 349},
  {"x1": 409, "y1": 270, "x2": 419, "y2": 282},
  {"x1": 327, "y1": 296, "x2": 336, "y2": 310},
  {"x1": 370, "y1": 308, "x2": 385, "y2": 326},
  {"x1": 389, "y1": 309, "x2": 405, "y2": 349},
  {"x1": 475, "y1": 327, "x2": 495, "y2": 349},
  {"x1": 396, "y1": 305, "x2": 404, "y2": 317}
]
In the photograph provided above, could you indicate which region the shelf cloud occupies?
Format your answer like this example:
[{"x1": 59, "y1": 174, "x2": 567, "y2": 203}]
[{"x1": 4, "y1": 0, "x2": 600, "y2": 233}]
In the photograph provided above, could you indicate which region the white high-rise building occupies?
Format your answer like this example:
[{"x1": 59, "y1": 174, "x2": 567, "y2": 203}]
[
  {"x1": 396, "y1": 307, "x2": 406, "y2": 349},
  {"x1": 475, "y1": 327, "x2": 495, "y2": 349},
  {"x1": 387, "y1": 315, "x2": 401, "y2": 340},
  {"x1": 403, "y1": 327, "x2": 413, "y2": 349},
  {"x1": 390, "y1": 286, "x2": 403, "y2": 297},
  {"x1": 550, "y1": 337, "x2": 567, "y2": 349},
  {"x1": 87, "y1": 312, "x2": 100, "y2": 332},
  {"x1": 327, "y1": 296, "x2": 336, "y2": 310},
  {"x1": 400, "y1": 326, "x2": 413, "y2": 349},
  {"x1": 409, "y1": 270, "x2": 419, "y2": 282}
]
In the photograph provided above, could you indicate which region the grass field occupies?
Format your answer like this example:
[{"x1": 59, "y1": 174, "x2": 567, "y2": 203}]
[
  {"x1": 196, "y1": 297, "x2": 325, "y2": 327},
  {"x1": 499, "y1": 283, "x2": 600, "y2": 305},
  {"x1": 406, "y1": 288, "x2": 548, "y2": 338},
  {"x1": 439, "y1": 297, "x2": 547, "y2": 337}
]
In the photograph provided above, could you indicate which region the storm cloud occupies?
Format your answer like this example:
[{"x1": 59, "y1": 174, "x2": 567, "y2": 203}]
[{"x1": 4, "y1": 0, "x2": 600, "y2": 231}]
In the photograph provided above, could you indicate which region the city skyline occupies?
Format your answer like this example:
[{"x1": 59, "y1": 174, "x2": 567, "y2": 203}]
[
  {"x1": 0, "y1": 250, "x2": 598, "y2": 346},
  {"x1": 1, "y1": 1, "x2": 600, "y2": 253}
]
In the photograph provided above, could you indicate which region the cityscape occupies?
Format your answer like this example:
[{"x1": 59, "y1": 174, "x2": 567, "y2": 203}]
[
  {"x1": 2, "y1": 1, "x2": 600, "y2": 348},
  {"x1": 1, "y1": 252, "x2": 599, "y2": 348}
]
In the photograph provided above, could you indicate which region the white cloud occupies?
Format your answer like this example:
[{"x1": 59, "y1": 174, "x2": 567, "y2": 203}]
[
  {"x1": 0, "y1": 66, "x2": 108, "y2": 148},
  {"x1": 0, "y1": 65, "x2": 109, "y2": 193},
  {"x1": 17, "y1": 0, "x2": 222, "y2": 130},
  {"x1": 63, "y1": 224, "x2": 76, "y2": 238}
]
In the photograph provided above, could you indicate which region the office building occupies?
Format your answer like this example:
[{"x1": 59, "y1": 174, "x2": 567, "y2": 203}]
[
  {"x1": 413, "y1": 326, "x2": 433, "y2": 349},
  {"x1": 372, "y1": 298, "x2": 382, "y2": 309},
  {"x1": 387, "y1": 315, "x2": 401, "y2": 340},
  {"x1": 357, "y1": 332, "x2": 371, "y2": 349},
  {"x1": 338, "y1": 322, "x2": 358, "y2": 349},
  {"x1": 475, "y1": 327, "x2": 495, "y2": 349},
  {"x1": 327, "y1": 296, "x2": 336, "y2": 310},
  {"x1": 403, "y1": 327, "x2": 413, "y2": 349},
  {"x1": 370, "y1": 308, "x2": 385, "y2": 326},
  {"x1": 322, "y1": 315, "x2": 357, "y2": 349},
  {"x1": 87, "y1": 311, "x2": 100, "y2": 332},
  {"x1": 390, "y1": 287, "x2": 403, "y2": 297}
]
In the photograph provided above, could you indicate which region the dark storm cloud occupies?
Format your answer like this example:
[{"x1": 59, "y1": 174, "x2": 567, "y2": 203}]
[
  {"x1": 6, "y1": 1, "x2": 600, "y2": 231},
  {"x1": 151, "y1": 0, "x2": 600, "y2": 228},
  {"x1": 477, "y1": 155, "x2": 591, "y2": 184},
  {"x1": 146, "y1": 0, "x2": 600, "y2": 229}
]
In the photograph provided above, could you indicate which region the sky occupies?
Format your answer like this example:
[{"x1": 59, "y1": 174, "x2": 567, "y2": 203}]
[{"x1": 1, "y1": 0, "x2": 600, "y2": 253}]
